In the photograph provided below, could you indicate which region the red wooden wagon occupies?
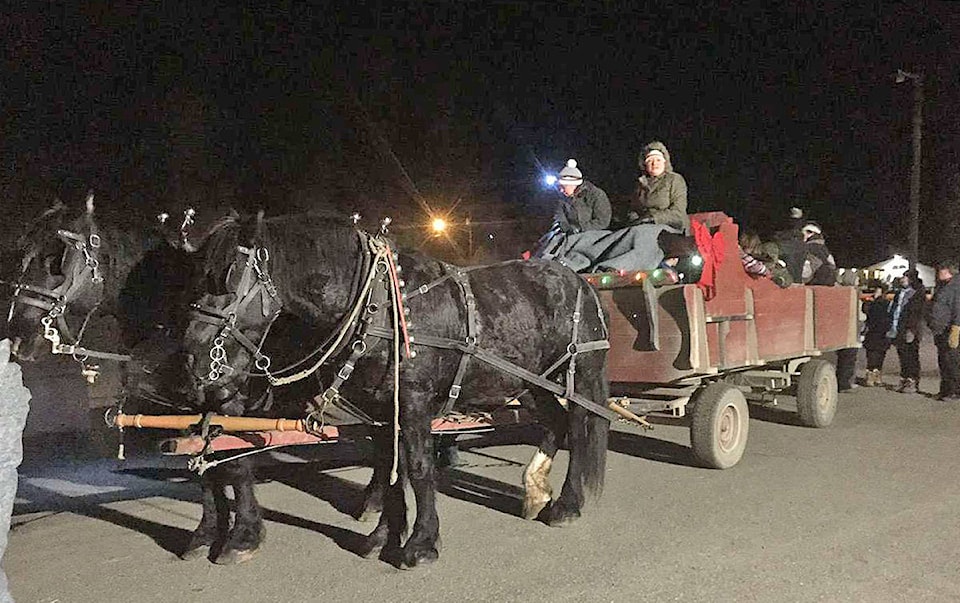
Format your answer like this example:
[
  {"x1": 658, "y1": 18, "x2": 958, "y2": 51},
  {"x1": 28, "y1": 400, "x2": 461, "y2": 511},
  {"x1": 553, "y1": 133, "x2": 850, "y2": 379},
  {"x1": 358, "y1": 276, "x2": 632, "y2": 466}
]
[{"x1": 584, "y1": 211, "x2": 857, "y2": 468}]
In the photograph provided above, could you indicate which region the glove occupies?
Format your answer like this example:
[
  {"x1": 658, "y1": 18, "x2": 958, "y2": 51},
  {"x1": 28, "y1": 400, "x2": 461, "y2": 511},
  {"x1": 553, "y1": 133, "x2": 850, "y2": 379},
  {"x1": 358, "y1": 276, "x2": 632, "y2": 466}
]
[
  {"x1": 949, "y1": 325, "x2": 960, "y2": 349},
  {"x1": 904, "y1": 330, "x2": 916, "y2": 344}
]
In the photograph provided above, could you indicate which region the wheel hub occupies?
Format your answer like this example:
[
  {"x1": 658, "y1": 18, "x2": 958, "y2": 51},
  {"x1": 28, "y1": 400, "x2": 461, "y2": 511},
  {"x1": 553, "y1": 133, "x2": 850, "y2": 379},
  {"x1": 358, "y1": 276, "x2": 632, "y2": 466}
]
[{"x1": 718, "y1": 404, "x2": 741, "y2": 452}]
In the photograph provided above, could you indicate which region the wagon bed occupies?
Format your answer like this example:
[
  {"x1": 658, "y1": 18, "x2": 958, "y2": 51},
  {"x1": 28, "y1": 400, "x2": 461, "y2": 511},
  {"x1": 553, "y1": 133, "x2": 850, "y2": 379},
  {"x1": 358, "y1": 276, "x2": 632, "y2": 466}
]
[{"x1": 583, "y1": 211, "x2": 857, "y2": 467}]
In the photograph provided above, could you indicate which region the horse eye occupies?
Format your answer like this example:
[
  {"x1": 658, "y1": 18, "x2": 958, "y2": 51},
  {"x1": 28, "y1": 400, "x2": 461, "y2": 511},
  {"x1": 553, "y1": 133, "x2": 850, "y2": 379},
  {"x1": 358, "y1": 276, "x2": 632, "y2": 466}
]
[{"x1": 44, "y1": 253, "x2": 65, "y2": 277}]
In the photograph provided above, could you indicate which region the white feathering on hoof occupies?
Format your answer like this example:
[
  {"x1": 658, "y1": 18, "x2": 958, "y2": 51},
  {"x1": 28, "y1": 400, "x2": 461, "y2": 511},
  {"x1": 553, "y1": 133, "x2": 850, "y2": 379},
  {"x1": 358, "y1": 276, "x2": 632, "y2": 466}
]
[{"x1": 522, "y1": 449, "x2": 554, "y2": 520}]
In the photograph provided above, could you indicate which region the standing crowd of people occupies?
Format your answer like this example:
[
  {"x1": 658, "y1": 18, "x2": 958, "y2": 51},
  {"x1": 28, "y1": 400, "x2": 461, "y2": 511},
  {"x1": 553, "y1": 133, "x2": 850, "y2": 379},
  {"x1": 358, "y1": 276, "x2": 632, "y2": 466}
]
[{"x1": 862, "y1": 261, "x2": 960, "y2": 400}]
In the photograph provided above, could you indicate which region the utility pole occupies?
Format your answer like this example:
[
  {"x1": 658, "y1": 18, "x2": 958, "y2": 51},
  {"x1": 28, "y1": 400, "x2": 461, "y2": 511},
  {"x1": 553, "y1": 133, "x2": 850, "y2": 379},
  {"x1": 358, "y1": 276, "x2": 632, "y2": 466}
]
[
  {"x1": 896, "y1": 69, "x2": 923, "y2": 269},
  {"x1": 465, "y1": 215, "x2": 473, "y2": 260}
]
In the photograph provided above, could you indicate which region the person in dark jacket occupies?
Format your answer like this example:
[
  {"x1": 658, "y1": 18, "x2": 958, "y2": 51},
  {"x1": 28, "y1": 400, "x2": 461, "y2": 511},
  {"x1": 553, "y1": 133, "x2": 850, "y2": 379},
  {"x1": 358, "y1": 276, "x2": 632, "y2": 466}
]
[
  {"x1": 862, "y1": 281, "x2": 892, "y2": 387},
  {"x1": 800, "y1": 222, "x2": 837, "y2": 285},
  {"x1": 772, "y1": 207, "x2": 806, "y2": 282},
  {"x1": 630, "y1": 141, "x2": 690, "y2": 232},
  {"x1": 928, "y1": 261, "x2": 960, "y2": 400},
  {"x1": 888, "y1": 270, "x2": 925, "y2": 393},
  {"x1": 534, "y1": 159, "x2": 611, "y2": 259},
  {"x1": 553, "y1": 159, "x2": 611, "y2": 234}
]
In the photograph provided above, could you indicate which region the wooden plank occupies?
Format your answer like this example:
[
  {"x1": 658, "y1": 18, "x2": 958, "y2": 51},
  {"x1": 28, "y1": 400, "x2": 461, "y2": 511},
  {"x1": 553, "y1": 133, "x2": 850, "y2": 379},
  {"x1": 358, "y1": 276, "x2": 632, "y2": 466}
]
[{"x1": 813, "y1": 285, "x2": 860, "y2": 349}]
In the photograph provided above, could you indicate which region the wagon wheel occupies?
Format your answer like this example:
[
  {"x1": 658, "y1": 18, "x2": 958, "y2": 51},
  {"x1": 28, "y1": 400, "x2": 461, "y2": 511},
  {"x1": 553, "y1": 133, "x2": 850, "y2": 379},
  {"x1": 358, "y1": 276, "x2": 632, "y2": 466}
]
[
  {"x1": 796, "y1": 359, "x2": 838, "y2": 428},
  {"x1": 689, "y1": 383, "x2": 749, "y2": 469}
]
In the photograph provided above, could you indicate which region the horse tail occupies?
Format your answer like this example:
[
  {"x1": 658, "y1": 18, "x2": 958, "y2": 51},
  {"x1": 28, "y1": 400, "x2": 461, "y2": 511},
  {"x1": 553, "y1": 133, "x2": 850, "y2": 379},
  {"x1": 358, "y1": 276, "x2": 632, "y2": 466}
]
[{"x1": 570, "y1": 376, "x2": 610, "y2": 502}]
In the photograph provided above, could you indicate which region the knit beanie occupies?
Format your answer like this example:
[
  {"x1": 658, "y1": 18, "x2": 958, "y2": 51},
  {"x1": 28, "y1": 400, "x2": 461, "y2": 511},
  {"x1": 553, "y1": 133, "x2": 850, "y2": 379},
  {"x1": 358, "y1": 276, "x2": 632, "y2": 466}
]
[{"x1": 557, "y1": 159, "x2": 583, "y2": 186}]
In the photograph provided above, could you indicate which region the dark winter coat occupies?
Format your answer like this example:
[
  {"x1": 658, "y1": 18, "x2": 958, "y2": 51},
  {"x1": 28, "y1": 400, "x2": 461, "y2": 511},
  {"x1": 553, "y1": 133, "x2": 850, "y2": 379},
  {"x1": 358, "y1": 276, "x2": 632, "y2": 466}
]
[
  {"x1": 632, "y1": 141, "x2": 690, "y2": 232},
  {"x1": 889, "y1": 286, "x2": 925, "y2": 342},
  {"x1": 928, "y1": 276, "x2": 960, "y2": 337},
  {"x1": 801, "y1": 235, "x2": 837, "y2": 285},
  {"x1": 554, "y1": 180, "x2": 612, "y2": 234},
  {"x1": 862, "y1": 296, "x2": 892, "y2": 352}
]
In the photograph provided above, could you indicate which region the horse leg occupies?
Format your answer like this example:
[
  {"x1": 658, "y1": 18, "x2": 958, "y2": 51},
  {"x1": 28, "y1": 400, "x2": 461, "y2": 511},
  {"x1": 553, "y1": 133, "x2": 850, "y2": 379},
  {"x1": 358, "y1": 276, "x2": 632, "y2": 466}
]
[
  {"x1": 542, "y1": 369, "x2": 610, "y2": 527},
  {"x1": 181, "y1": 468, "x2": 230, "y2": 560},
  {"x1": 399, "y1": 411, "x2": 441, "y2": 568},
  {"x1": 214, "y1": 457, "x2": 265, "y2": 565},
  {"x1": 521, "y1": 391, "x2": 568, "y2": 520},
  {"x1": 359, "y1": 443, "x2": 407, "y2": 560},
  {"x1": 354, "y1": 429, "x2": 390, "y2": 522}
]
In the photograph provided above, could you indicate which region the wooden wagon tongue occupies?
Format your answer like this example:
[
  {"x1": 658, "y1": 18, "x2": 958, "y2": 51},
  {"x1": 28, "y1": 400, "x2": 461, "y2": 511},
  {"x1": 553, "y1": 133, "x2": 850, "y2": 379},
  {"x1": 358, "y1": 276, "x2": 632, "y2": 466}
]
[
  {"x1": 109, "y1": 406, "x2": 540, "y2": 456},
  {"x1": 112, "y1": 401, "x2": 650, "y2": 457}
]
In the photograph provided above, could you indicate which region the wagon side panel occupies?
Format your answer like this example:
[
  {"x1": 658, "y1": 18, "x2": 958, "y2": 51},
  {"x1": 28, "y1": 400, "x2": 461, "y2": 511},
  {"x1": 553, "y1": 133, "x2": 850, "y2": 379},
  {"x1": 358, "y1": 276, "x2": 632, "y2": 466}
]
[
  {"x1": 751, "y1": 284, "x2": 811, "y2": 360},
  {"x1": 813, "y1": 285, "x2": 859, "y2": 350},
  {"x1": 602, "y1": 285, "x2": 710, "y2": 383}
]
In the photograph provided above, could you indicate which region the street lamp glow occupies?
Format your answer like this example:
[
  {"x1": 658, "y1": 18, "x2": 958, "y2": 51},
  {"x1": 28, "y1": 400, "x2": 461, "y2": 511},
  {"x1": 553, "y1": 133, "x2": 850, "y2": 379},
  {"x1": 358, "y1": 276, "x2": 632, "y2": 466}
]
[
  {"x1": 543, "y1": 174, "x2": 558, "y2": 187},
  {"x1": 431, "y1": 217, "x2": 448, "y2": 234}
]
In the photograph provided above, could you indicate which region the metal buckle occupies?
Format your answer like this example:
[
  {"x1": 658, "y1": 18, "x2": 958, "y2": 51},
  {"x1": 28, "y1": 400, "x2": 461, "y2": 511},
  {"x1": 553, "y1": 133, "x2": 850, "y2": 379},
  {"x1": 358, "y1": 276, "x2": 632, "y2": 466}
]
[
  {"x1": 337, "y1": 361, "x2": 355, "y2": 381},
  {"x1": 573, "y1": 311, "x2": 581, "y2": 323},
  {"x1": 448, "y1": 384, "x2": 462, "y2": 399}
]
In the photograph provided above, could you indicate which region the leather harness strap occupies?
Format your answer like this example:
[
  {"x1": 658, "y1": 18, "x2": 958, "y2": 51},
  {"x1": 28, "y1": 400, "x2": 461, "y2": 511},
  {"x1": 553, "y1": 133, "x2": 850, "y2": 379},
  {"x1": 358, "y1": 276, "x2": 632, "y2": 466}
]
[{"x1": 367, "y1": 265, "x2": 616, "y2": 422}]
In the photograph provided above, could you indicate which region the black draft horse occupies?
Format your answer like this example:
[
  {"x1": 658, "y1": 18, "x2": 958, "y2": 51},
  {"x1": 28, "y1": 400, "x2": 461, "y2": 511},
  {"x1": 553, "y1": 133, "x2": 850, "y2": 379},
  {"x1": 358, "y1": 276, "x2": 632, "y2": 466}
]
[
  {"x1": 4, "y1": 198, "x2": 291, "y2": 564},
  {"x1": 182, "y1": 213, "x2": 612, "y2": 568}
]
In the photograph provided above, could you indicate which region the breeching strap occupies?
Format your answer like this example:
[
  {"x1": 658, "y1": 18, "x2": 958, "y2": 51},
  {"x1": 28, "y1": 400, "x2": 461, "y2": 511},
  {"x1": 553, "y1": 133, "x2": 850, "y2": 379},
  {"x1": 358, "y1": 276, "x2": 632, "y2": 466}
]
[{"x1": 367, "y1": 279, "x2": 616, "y2": 423}]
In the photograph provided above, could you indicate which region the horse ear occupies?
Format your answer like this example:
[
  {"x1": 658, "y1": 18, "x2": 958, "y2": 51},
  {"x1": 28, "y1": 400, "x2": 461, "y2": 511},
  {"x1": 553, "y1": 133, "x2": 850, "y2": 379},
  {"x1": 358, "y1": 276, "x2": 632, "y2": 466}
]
[{"x1": 85, "y1": 191, "x2": 95, "y2": 215}]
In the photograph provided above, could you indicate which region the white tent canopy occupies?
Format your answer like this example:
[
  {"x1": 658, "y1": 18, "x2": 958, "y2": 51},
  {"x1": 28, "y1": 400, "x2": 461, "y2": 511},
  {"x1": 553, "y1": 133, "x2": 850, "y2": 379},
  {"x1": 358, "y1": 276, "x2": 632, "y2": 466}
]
[{"x1": 858, "y1": 255, "x2": 935, "y2": 287}]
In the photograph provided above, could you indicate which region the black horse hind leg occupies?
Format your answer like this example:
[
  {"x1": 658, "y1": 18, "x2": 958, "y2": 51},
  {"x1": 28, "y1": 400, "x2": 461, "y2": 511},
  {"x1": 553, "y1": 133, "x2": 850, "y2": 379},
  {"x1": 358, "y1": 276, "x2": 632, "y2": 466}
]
[
  {"x1": 521, "y1": 389, "x2": 569, "y2": 520},
  {"x1": 214, "y1": 457, "x2": 266, "y2": 565},
  {"x1": 542, "y1": 358, "x2": 610, "y2": 527},
  {"x1": 181, "y1": 468, "x2": 230, "y2": 560}
]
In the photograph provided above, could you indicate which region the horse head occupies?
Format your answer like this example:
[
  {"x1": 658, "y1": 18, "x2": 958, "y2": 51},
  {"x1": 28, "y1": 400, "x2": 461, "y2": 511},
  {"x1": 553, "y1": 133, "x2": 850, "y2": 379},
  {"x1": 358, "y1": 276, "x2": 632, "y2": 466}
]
[
  {"x1": 7, "y1": 195, "x2": 109, "y2": 360},
  {"x1": 183, "y1": 215, "x2": 283, "y2": 403},
  {"x1": 182, "y1": 212, "x2": 362, "y2": 404}
]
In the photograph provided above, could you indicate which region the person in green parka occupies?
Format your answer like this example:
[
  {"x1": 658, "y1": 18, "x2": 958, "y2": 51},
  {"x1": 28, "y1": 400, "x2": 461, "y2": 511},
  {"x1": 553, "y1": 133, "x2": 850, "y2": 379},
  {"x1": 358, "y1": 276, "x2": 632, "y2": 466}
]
[{"x1": 630, "y1": 141, "x2": 690, "y2": 233}]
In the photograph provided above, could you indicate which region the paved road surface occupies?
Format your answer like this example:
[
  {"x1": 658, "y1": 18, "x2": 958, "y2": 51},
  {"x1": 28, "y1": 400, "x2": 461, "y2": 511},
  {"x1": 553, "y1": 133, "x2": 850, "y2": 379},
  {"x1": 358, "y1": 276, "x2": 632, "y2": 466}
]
[{"x1": 8, "y1": 366, "x2": 960, "y2": 603}]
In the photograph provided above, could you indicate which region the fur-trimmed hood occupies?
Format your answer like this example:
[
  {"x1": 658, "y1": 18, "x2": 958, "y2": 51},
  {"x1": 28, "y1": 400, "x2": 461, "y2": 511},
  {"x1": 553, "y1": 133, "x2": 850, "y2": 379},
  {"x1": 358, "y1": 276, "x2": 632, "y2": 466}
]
[{"x1": 639, "y1": 141, "x2": 674, "y2": 173}]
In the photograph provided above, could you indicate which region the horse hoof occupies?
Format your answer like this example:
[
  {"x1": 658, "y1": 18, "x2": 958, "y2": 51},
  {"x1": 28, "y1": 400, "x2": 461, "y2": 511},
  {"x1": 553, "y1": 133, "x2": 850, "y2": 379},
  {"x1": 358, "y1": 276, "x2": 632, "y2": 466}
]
[
  {"x1": 543, "y1": 503, "x2": 580, "y2": 527},
  {"x1": 401, "y1": 547, "x2": 439, "y2": 569},
  {"x1": 179, "y1": 544, "x2": 210, "y2": 561},
  {"x1": 214, "y1": 547, "x2": 258, "y2": 565},
  {"x1": 521, "y1": 496, "x2": 551, "y2": 521},
  {"x1": 359, "y1": 534, "x2": 387, "y2": 559}
]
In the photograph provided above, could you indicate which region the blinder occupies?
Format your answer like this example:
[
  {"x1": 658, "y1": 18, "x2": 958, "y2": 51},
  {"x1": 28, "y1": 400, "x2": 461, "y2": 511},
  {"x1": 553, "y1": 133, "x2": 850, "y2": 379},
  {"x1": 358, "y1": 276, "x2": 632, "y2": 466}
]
[{"x1": 190, "y1": 244, "x2": 282, "y2": 382}]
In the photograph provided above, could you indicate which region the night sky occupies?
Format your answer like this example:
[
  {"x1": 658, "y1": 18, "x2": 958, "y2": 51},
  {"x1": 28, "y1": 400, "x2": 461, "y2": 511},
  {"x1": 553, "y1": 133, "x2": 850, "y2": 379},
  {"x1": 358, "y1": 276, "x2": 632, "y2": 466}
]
[{"x1": 3, "y1": 2, "x2": 959, "y2": 266}]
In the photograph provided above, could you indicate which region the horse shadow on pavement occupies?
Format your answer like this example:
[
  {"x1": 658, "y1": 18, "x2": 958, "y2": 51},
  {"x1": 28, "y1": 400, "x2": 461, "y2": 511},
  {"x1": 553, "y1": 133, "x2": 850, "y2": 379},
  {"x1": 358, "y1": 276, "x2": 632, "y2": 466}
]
[{"x1": 14, "y1": 464, "x2": 201, "y2": 556}]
